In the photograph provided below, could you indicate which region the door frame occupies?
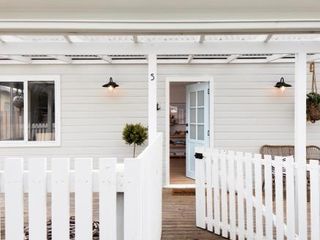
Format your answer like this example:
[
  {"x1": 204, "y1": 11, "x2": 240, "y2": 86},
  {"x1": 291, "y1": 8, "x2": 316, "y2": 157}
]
[{"x1": 165, "y1": 76, "x2": 214, "y2": 187}]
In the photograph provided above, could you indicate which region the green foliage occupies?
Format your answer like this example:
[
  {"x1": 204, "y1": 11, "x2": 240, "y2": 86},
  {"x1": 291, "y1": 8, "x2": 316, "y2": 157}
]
[
  {"x1": 307, "y1": 92, "x2": 320, "y2": 105},
  {"x1": 122, "y1": 123, "x2": 148, "y2": 157}
]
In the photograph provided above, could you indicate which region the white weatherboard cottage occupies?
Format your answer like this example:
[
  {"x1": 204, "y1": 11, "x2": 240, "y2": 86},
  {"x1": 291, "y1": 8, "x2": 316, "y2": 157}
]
[{"x1": 0, "y1": 1, "x2": 320, "y2": 239}]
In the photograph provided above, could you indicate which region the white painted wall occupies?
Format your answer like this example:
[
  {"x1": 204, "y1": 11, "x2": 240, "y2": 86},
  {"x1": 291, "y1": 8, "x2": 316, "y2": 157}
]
[{"x1": 0, "y1": 64, "x2": 319, "y2": 178}]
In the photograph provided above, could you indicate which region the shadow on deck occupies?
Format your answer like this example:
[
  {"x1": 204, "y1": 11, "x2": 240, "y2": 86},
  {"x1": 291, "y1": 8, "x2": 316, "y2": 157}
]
[{"x1": 162, "y1": 189, "x2": 226, "y2": 240}]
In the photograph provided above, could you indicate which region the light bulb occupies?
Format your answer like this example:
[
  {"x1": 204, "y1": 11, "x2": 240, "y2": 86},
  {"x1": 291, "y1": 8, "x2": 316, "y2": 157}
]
[
  {"x1": 108, "y1": 86, "x2": 114, "y2": 91},
  {"x1": 280, "y1": 86, "x2": 286, "y2": 92}
]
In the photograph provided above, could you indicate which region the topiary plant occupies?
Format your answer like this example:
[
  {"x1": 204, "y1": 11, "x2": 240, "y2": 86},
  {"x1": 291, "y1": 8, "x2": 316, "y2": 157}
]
[{"x1": 122, "y1": 123, "x2": 148, "y2": 157}]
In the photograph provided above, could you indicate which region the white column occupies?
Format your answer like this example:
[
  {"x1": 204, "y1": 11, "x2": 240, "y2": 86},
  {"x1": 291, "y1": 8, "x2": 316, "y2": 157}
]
[
  {"x1": 148, "y1": 54, "x2": 157, "y2": 141},
  {"x1": 295, "y1": 51, "x2": 307, "y2": 164},
  {"x1": 294, "y1": 51, "x2": 307, "y2": 239}
]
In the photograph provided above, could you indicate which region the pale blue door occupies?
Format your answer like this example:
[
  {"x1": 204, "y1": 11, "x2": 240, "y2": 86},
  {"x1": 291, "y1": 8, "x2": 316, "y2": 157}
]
[{"x1": 186, "y1": 83, "x2": 210, "y2": 179}]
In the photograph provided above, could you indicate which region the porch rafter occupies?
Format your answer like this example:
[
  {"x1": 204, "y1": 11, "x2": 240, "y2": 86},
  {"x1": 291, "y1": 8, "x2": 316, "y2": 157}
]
[{"x1": 1, "y1": 42, "x2": 320, "y2": 55}]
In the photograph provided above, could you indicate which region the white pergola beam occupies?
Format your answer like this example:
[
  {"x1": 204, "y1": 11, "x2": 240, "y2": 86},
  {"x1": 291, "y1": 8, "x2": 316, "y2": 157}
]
[
  {"x1": 308, "y1": 54, "x2": 320, "y2": 62},
  {"x1": 3, "y1": 55, "x2": 32, "y2": 63},
  {"x1": 50, "y1": 55, "x2": 72, "y2": 63},
  {"x1": 187, "y1": 55, "x2": 193, "y2": 64},
  {"x1": 199, "y1": 35, "x2": 205, "y2": 43},
  {"x1": 265, "y1": 54, "x2": 289, "y2": 62},
  {"x1": 99, "y1": 55, "x2": 112, "y2": 63},
  {"x1": 133, "y1": 35, "x2": 138, "y2": 43},
  {"x1": 1, "y1": 20, "x2": 320, "y2": 33},
  {"x1": 226, "y1": 54, "x2": 239, "y2": 63},
  {"x1": 264, "y1": 34, "x2": 273, "y2": 43},
  {"x1": 148, "y1": 54, "x2": 157, "y2": 141},
  {"x1": 63, "y1": 35, "x2": 73, "y2": 43},
  {"x1": 0, "y1": 42, "x2": 319, "y2": 55}
]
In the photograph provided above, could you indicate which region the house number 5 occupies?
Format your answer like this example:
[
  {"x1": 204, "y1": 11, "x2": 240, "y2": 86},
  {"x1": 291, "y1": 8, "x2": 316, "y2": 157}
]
[{"x1": 150, "y1": 73, "x2": 155, "y2": 81}]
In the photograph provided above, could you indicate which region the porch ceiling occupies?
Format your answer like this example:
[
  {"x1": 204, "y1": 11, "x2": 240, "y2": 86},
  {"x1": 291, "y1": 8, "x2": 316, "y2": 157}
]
[{"x1": 0, "y1": 33, "x2": 320, "y2": 65}]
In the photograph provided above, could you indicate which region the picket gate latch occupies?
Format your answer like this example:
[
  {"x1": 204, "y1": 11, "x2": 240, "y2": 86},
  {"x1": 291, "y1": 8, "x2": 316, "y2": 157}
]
[{"x1": 194, "y1": 152, "x2": 204, "y2": 159}]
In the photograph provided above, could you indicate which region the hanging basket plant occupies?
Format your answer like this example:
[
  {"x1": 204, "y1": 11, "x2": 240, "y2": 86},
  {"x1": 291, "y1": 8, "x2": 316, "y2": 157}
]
[{"x1": 307, "y1": 62, "x2": 320, "y2": 123}]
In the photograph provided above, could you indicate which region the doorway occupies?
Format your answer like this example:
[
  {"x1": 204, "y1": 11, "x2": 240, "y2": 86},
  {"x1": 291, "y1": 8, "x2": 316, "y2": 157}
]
[{"x1": 166, "y1": 77, "x2": 214, "y2": 186}]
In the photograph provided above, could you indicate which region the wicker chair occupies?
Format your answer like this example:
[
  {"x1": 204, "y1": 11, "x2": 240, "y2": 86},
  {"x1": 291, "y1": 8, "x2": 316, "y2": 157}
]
[
  {"x1": 260, "y1": 145, "x2": 320, "y2": 197},
  {"x1": 260, "y1": 145, "x2": 320, "y2": 162}
]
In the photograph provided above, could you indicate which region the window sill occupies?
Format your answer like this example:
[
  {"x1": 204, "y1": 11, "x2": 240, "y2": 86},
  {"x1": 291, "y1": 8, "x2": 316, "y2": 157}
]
[{"x1": 0, "y1": 141, "x2": 61, "y2": 148}]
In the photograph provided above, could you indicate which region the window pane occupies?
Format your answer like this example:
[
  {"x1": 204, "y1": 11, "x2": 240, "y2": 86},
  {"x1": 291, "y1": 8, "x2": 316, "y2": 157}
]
[
  {"x1": 198, "y1": 125, "x2": 205, "y2": 140},
  {"x1": 197, "y1": 90, "x2": 204, "y2": 106},
  {"x1": 197, "y1": 107, "x2": 204, "y2": 123},
  {"x1": 190, "y1": 124, "x2": 196, "y2": 140},
  {"x1": 28, "y1": 81, "x2": 55, "y2": 141},
  {"x1": 190, "y1": 108, "x2": 196, "y2": 123},
  {"x1": 0, "y1": 82, "x2": 24, "y2": 141},
  {"x1": 190, "y1": 92, "x2": 196, "y2": 107}
]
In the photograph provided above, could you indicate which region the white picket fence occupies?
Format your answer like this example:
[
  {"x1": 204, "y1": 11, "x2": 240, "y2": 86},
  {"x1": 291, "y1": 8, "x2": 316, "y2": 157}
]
[
  {"x1": 195, "y1": 148, "x2": 320, "y2": 240},
  {"x1": 0, "y1": 133, "x2": 163, "y2": 240}
]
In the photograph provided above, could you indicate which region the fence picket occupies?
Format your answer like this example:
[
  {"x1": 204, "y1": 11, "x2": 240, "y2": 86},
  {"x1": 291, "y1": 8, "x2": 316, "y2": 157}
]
[
  {"x1": 99, "y1": 158, "x2": 117, "y2": 240},
  {"x1": 124, "y1": 158, "x2": 142, "y2": 240},
  {"x1": 264, "y1": 155, "x2": 273, "y2": 240},
  {"x1": 75, "y1": 158, "x2": 93, "y2": 240},
  {"x1": 310, "y1": 160, "x2": 320, "y2": 240},
  {"x1": 220, "y1": 151, "x2": 228, "y2": 237},
  {"x1": 236, "y1": 152, "x2": 245, "y2": 240},
  {"x1": 245, "y1": 153, "x2": 254, "y2": 240},
  {"x1": 4, "y1": 158, "x2": 24, "y2": 240},
  {"x1": 297, "y1": 162, "x2": 307, "y2": 240},
  {"x1": 212, "y1": 150, "x2": 221, "y2": 234},
  {"x1": 254, "y1": 154, "x2": 263, "y2": 239},
  {"x1": 195, "y1": 149, "x2": 206, "y2": 229},
  {"x1": 274, "y1": 156, "x2": 284, "y2": 240},
  {"x1": 285, "y1": 157, "x2": 295, "y2": 240},
  {"x1": 52, "y1": 158, "x2": 70, "y2": 240},
  {"x1": 205, "y1": 148, "x2": 213, "y2": 231},
  {"x1": 28, "y1": 157, "x2": 47, "y2": 240},
  {"x1": 227, "y1": 151, "x2": 236, "y2": 240}
]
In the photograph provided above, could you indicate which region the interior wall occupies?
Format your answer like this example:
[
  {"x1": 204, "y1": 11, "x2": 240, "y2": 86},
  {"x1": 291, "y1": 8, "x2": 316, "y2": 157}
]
[{"x1": 0, "y1": 63, "x2": 319, "y2": 179}]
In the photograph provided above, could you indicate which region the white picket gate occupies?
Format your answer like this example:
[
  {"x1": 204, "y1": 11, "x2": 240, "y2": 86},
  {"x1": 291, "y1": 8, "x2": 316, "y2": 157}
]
[
  {"x1": 0, "y1": 133, "x2": 163, "y2": 240},
  {"x1": 195, "y1": 148, "x2": 320, "y2": 240}
]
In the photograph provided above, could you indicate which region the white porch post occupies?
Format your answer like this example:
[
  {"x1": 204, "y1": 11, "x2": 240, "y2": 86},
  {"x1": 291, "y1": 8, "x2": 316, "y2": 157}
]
[
  {"x1": 148, "y1": 54, "x2": 157, "y2": 141},
  {"x1": 294, "y1": 51, "x2": 307, "y2": 239}
]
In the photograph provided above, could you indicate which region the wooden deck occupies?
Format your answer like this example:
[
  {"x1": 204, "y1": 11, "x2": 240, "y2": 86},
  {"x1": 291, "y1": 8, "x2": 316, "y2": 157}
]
[
  {"x1": 170, "y1": 157, "x2": 195, "y2": 184},
  {"x1": 162, "y1": 189, "x2": 226, "y2": 240}
]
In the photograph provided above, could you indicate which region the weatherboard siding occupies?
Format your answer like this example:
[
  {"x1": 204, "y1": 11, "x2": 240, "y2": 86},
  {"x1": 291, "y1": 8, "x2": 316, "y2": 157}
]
[{"x1": 0, "y1": 64, "x2": 319, "y2": 177}]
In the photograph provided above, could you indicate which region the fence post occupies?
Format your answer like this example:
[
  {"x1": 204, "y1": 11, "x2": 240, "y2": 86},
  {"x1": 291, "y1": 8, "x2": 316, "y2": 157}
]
[
  {"x1": 124, "y1": 157, "x2": 143, "y2": 240},
  {"x1": 195, "y1": 147, "x2": 206, "y2": 229}
]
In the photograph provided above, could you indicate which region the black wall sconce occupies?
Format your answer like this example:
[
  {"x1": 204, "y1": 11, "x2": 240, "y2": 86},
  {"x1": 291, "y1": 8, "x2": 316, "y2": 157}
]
[
  {"x1": 102, "y1": 77, "x2": 119, "y2": 91},
  {"x1": 274, "y1": 77, "x2": 291, "y2": 92}
]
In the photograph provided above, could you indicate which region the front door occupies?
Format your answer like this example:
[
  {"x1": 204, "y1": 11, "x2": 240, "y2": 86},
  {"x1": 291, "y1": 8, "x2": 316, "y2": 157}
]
[{"x1": 186, "y1": 83, "x2": 210, "y2": 179}]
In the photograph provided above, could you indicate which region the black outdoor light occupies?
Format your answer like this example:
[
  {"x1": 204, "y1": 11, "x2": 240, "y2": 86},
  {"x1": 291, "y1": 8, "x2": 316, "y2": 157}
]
[
  {"x1": 274, "y1": 77, "x2": 292, "y2": 92},
  {"x1": 102, "y1": 77, "x2": 119, "y2": 91}
]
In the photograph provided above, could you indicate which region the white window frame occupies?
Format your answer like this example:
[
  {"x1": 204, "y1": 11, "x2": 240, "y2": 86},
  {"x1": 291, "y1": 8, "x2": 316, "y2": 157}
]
[{"x1": 0, "y1": 75, "x2": 61, "y2": 147}]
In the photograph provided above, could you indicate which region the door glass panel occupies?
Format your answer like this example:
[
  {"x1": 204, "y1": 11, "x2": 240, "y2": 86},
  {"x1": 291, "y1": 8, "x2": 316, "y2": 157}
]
[
  {"x1": 197, "y1": 108, "x2": 204, "y2": 123},
  {"x1": 190, "y1": 124, "x2": 196, "y2": 139},
  {"x1": 190, "y1": 92, "x2": 196, "y2": 107},
  {"x1": 28, "y1": 81, "x2": 55, "y2": 141},
  {"x1": 197, "y1": 90, "x2": 204, "y2": 106},
  {"x1": 190, "y1": 108, "x2": 196, "y2": 123},
  {"x1": 197, "y1": 125, "x2": 204, "y2": 140},
  {"x1": 0, "y1": 82, "x2": 24, "y2": 141}
]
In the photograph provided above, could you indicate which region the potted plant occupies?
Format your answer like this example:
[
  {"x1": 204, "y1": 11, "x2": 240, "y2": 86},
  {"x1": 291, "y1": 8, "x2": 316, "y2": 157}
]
[
  {"x1": 122, "y1": 123, "x2": 148, "y2": 157},
  {"x1": 307, "y1": 63, "x2": 320, "y2": 123}
]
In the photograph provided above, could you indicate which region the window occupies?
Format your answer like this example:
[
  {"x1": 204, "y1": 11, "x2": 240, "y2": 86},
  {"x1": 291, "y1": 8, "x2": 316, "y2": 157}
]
[{"x1": 0, "y1": 76, "x2": 60, "y2": 146}]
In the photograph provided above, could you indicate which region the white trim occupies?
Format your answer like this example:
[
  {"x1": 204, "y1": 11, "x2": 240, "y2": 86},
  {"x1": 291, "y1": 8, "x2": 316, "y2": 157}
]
[
  {"x1": 1, "y1": 42, "x2": 320, "y2": 55},
  {"x1": 0, "y1": 75, "x2": 61, "y2": 147},
  {"x1": 165, "y1": 76, "x2": 214, "y2": 186},
  {"x1": 0, "y1": 20, "x2": 320, "y2": 33}
]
